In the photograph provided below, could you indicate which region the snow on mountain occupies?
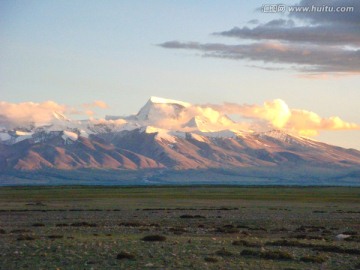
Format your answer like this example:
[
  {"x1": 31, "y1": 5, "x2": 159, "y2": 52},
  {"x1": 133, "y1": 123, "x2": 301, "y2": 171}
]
[
  {"x1": 0, "y1": 96, "x2": 359, "y2": 157},
  {"x1": 0, "y1": 97, "x2": 349, "y2": 148},
  {"x1": 0, "y1": 132, "x2": 11, "y2": 141},
  {"x1": 61, "y1": 130, "x2": 78, "y2": 143},
  {"x1": 141, "y1": 126, "x2": 176, "y2": 143},
  {"x1": 103, "y1": 96, "x2": 241, "y2": 135},
  {"x1": 14, "y1": 131, "x2": 33, "y2": 143},
  {"x1": 135, "y1": 96, "x2": 190, "y2": 124},
  {"x1": 149, "y1": 96, "x2": 191, "y2": 108},
  {"x1": 187, "y1": 133, "x2": 206, "y2": 142},
  {"x1": 0, "y1": 96, "x2": 360, "y2": 179},
  {"x1": 183, "y1": 114, "x2": 235, "y2": 132},
  {"x1": 198, "y1": 130, "x2": 240, "y2": 138},
  {"x1": 52, "y1": 111, "x2": 69, "y2": 121}
]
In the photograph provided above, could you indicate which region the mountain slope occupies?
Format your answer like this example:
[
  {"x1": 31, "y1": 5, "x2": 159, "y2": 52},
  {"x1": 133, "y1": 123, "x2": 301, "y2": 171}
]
[
  {"x1": 0, "y1": 97, "x2": 359, "y2": 184},
  {"x1": 0, "y1": 134, "x2": 163, "y2": 171}
]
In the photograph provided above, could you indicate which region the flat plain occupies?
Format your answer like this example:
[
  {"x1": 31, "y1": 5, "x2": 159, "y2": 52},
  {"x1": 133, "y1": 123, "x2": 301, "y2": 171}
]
[{"x1": 0, "y1": 186, "x2": 359, "y2": 269}]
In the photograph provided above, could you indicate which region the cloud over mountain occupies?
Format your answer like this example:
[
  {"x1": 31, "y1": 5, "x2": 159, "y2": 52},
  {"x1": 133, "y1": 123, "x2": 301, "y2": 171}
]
[
  {"x1": 1, "y1": 97, "x2": 360, "y2": 177},
  {"x1": 0, "y1": 97, "x2": 358, "y2": 137},
  {"x1": 208, "y1": 100, "x2": 359, "y2": 136},
  {"x1": 0, "y1": 100, "x2": 108, "y2": 128},
  {"x1": 0, "y1": 101, "x2": 68, "y2": 128}
]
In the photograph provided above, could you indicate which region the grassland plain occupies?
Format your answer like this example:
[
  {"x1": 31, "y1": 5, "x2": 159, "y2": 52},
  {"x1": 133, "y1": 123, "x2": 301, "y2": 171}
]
[{"x1": 0, "y1": 186, "x2": 359, "y2": 269}]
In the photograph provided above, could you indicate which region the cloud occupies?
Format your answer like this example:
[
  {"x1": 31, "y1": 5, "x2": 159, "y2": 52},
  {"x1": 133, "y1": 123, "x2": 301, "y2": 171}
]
[
  {"x1": 0, "y1": 100, "x2": 109, "y2": 128},
  {"x1": 206, "y1": 99, "x2": 359, "y2": 136},
  {"x1": 216, "y1": 23, "x2": 360, "y2": 46},
  {"x1": 0, "y1": 101, "x2": 68, "y2": 128},
  {"x1": 287, "y1": 109, "x2": 359, "y2": 136},
  {"x1": 207, "y1": 99, "x2": 290, "y2": 129},
  {"x1": 133, "y1": 101, "x2": 245, "y2": 133},
  {"x1": 82, "y1": 100, "x2": 109, "y2": 117},
  {"x1": 159, "y1": 0, "x2": 360, "y2": 75},
  {"x1": 83, "y1": 100, "x2": 109, "y2": 109},
  {"x1": 129, "y1": 97, "x2": 359, "y2": 136},
  {"x1": 0, "y1": 98, "x2": 357, "y2": 137},
  {"x1": 159, "y1": 41, "x2": 360, "y2": 73}
]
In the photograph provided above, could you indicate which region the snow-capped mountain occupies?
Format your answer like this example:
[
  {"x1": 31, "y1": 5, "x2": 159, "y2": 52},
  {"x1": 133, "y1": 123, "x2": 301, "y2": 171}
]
[
  {"x1": 0, "y1": 96, "x2": 244, "y2": 145},
  {"x1": 0, "y1": 97, "x2": 359, "y2": 185}
]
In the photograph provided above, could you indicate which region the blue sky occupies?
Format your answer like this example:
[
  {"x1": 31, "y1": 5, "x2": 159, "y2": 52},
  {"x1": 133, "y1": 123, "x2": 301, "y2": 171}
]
[{"x1": 1, "y1": 0, "x2": 359, "y2": 149}]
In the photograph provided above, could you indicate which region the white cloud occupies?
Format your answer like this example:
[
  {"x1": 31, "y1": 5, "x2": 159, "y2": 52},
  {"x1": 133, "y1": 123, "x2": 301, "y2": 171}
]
[
  {"x1": 0, "y1": 100, "x2": 109, "y2": 128},
  {"x1": 0, "y1": 98, "x2": 357, "y2": 137},
  {"x1": 0, "y1": 101, "x2": 68, "y2": 128},
  {"x1": 207, "y1": 99, "x2": 359, "y2": 136}
]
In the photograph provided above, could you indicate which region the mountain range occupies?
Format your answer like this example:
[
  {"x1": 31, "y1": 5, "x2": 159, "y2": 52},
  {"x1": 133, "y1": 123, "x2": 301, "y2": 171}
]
[{"x1": 1, "y1": 97, "x2": 359, "y2": 185}]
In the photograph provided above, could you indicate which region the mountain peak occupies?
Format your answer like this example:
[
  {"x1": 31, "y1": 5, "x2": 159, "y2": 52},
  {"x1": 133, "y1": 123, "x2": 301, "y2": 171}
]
[
  {"x1": 2, "y1": 97, "x2": 360, "y2": 176},
  {"x1": 149, "y1": 96, "x2": 191, "y2": 108},
  {"x1": 136, "y1": 97, "x2": 190, "y2": 122},
  {"x1": 52, "y1": 111, "x2": 69, "y2": 121}
]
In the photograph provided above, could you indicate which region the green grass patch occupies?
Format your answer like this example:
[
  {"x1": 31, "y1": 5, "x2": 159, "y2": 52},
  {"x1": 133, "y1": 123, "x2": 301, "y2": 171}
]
[{"x1": 0, "y1": 186, "x2": 359, "y2": 203}]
